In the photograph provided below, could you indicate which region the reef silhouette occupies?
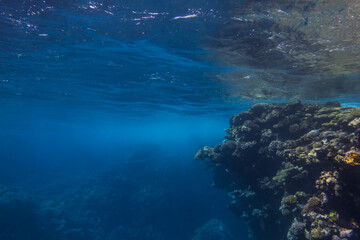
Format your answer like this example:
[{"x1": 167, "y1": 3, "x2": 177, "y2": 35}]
[{"x1": 195, "y1": 101, "x2": 360, "y2": 240}]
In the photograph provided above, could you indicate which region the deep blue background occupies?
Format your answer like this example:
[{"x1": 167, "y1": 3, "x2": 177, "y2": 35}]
[{"x1": 0, "y1": 0, "x2": 251, "y2": 239}]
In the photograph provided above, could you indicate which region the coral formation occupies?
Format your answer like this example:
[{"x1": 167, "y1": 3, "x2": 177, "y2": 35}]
[
  {"x1": 195, "y1": 101, "x2": 360, "y2": 240},
  {"x1": 336, "y1": 151, "x2": 360, "y2": 166}
]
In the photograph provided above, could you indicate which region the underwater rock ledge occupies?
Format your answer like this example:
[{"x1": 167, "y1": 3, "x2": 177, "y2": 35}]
[{"x1": 195, "y1": 101, "x2": 360, "y2": 240}]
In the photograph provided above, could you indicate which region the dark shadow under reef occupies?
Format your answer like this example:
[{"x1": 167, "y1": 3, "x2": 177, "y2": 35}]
[{"x1": 195, "y1": 101, "x2": 360, "y2": 240}]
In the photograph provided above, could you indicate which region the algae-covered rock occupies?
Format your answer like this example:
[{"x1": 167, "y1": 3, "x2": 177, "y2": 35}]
[{"x1": 195, "y1": 101, "x2": 360, "y2": 240}]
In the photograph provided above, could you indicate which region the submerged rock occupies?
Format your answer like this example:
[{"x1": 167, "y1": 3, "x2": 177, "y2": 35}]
[
  {"x1": 0, "y1": 186, "x2": 45, "y2": 240},
  {"x1": 191, "y1": 219, "x2": 233, "y2": 240},
  {"x1": 195, "y1": 101, "x2": 360, "y2": 240}
]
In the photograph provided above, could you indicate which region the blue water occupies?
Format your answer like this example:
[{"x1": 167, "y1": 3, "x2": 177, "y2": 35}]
[{"x1": 0, "y1": 0, "x2": 359, "y2": 239}]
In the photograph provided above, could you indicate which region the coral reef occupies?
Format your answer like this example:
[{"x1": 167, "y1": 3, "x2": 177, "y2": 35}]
[{"x1": 195, "y1": 101, "x2": 360, "y2": 240}]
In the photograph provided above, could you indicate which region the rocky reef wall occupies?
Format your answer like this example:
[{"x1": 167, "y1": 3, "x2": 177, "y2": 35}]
[{"x1": 195, "y1": 101, "x2": 360, "y2": 240}]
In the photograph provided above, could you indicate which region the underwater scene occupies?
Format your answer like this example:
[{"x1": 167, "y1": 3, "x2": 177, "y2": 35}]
[{"x1": 1, "y1": 0, "x2": 360, "y2": 239}]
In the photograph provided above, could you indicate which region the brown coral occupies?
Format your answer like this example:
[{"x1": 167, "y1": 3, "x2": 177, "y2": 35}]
[
  {"x1": 315, "y1": 171, "x2": 341, "y2": 197},
  {"x1": 342, "y1": 151, "x2": 360, "y2": 166}
]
